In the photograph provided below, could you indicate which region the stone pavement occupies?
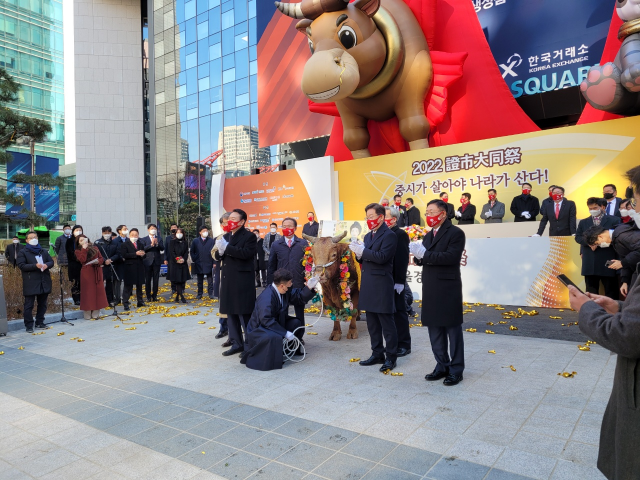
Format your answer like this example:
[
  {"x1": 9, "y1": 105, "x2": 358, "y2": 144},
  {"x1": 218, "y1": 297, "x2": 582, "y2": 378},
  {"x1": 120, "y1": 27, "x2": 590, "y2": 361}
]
[{"x1": 0, "y1": 299, "x2": 612, "y2": 480}]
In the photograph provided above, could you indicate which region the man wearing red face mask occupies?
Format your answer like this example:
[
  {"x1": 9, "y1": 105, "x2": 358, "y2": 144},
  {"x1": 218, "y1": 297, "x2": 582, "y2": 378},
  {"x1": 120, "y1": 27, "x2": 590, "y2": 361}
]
[
  {"x1": 535, "y1": 186, "x2": 577, "y2": 237},
  {"x1": 510, "y1": 182, "x2": 540, "y2": 222},
  {"x1": 410, "y1": 199, "x2": 466, "y2": 386},
  {"x1": 439, "y1": 192, "x2": 455, "y2": 220},
  {"x1": 302, "y1": 212, "x2": 319, "y2": 237},
  {"x1": 267, "y1": 218, "x2": 309, "y2": 343},
  {"x1": 393, "y1": 194, "x2": 407, "y2": 227},
  {"x1": 455, "y1": 193, "x2": 476, "y2": 225},
  {"x1": 540, "y1": 185, "x2": 557, "y2": 212},
  {"x1": 216, "y1": 209, "x2": 258, "y2": 357},
  {"x1": 350, "y1": 203, "x2": 399, "y2": 372},
  {"x1": 480, "y1": 189, "x2": 505, "y2": 224},
  {"x1": 404, "y1": 198, "x2": 422, "y2": 227}
]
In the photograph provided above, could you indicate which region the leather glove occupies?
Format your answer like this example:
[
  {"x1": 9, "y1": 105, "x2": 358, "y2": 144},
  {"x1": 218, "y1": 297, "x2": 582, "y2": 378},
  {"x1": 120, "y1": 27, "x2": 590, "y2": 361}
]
[
  {"x1": 349, "y1": 242, "x2": 364, "y2": 259},
  {"x1": 285, "y1": 331, "x2": 295, "y2": 341},
  {"x1": 485, "y1": 210, "x2": 492, "y2": 217},
  {"x1": 531, "y1": 234, "x2": 540, "y2": 237},
  {"x1": 306, "y1": 275, "x2": 320, "y2": 290},
  {"x1": 455, "y1": 211, "x2": 462, "y2": 218},
  {"x1": 394, "y1": 284, "x2": 404, "y2": 294},
  {"x1": 409, "y1": 241, "x2": 426, "y2": 259}
]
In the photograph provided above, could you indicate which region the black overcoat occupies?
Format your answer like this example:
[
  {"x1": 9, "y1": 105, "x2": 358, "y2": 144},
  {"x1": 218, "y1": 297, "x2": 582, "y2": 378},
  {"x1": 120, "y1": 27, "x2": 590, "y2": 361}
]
[
  {"x1": 445, "y1": 203, "x2": 455, "y2": 220},
  {"x1": 65, "y1": 236, "x2": 82, "y2": 281},
  {"x1": 406, "y1": 206, "x2": 421, "y2": 226},
  {"x1": 415, "y1": 219, "x2": 465, "y2": 327},
  {"x1": 302, "y1": 221, "x2": 319, "y2": 237},
  {"x1": 219, "y1": 227, "x2": 257, "y2": 315},
  {"x1": 613, "y1": 222, "x2": 640, "y2": 285},
  {"x1": 94, "y1": 238, "x2": 120, "y2": 281},
  {"x1": 17, "y1": 248, "x2": 54, "y2": 296},
  {"x1": 244, "y1": 285, "x2": 315, "y2": 371},
  {"x1": 255, "y1": 238, "x2": 267, "y2": 270},
  {"x1": 112, "y1": 236, "x2": 128, "y2": 280},
  {"x1": 169, "y1": 239, "x2": 191, "y2": 283},
  {"x1": 356, "y1": 223, "x2": 397, "y2": 314},
  {"x1": 190, "y1": 236, "x2": 215, "y2": 274},
  {"x1": 119, "y1": 239, "x2": 146, "y2": 286},
  {"x1": 390, "y1": 225, "x2": 409, "y2": 312},
  {"x1": 266, "y1": 235, "x2": 307, "y2": 287},
  {"x1": 510, "y1": 194, "x2": 540, "y2": 222},
  {"x1": 575, "y1": 215, "x2": 620, "y2": 277},
  {"x1": 456, "y1": 204, "x2": 476, "y2": 225}
]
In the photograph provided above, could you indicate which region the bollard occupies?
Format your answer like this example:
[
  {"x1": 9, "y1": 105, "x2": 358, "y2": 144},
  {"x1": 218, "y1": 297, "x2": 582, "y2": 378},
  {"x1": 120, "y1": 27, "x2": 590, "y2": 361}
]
[{"x1": 0, "y1": 275, "x2": 7, "y2": 336}]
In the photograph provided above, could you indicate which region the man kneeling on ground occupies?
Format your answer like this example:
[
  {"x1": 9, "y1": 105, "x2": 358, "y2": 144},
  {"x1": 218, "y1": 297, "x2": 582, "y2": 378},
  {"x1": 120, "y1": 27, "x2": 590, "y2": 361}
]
[{"x1": 242, "y1": 268, "x2": 319, "y2": 371}]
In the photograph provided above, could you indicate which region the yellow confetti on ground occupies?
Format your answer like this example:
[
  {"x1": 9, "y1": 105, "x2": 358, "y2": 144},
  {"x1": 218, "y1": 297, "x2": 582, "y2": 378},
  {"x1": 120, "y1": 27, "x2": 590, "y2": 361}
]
[
  {"x1": 307, "y1": 332, "x2": 318, "y2": 335},
  {"x1": 125, "y1": 327, "x2": 136, "y2": 330},
  {"x1": 485, "y1": 330, "x2": 495, "y2": 334},
  {"x1": 77, "y1": 339, "x2": 85, "y2": 342},
  {"x1": 169, "y1": 329, "x2": 175, "y2": 333},
  {"x1": 509, "y1": 365, "x2": 516, "y2": 371},
  {"x1": 578, "y1": 345, "x2": 590, "y2": 351},
  {"x1": 17, "y1": 346, "x2": 24, "y2": 350},
  {"x1": 488, "y1": 350, "x2": 496, "y2": 354},
  {"x1": 586, "y1": 340, "x2": 596, "y2": 345},
  {"x1": 509, "y1": 326, "x2": 518, "y2": 331},
  {"x1": 208, "y1": 326, "x2": 217, "y2": 330},
  {"x1": 486, "y1": 322, "x2": 494, "y2": 326},
  {"x1": 114, "y1": 325, "x2": 120, "y2": 328},
  {"x1": 198, "y1": 321, "x2": 206, "y2": 324},
  {"x1": 57, "y1": 332, "x2": 64, "y2": 336},
  {"x1": 550, "y1": 316, "x2": 562, "y2": 319},
  {"x1": 558, "y1": 371, "x2": 577, "y2": 378},
  {"x1": 0, "y1": 351, "x2": 4, "y2": 355},
  {"x1": 349, "y1": 358, "x2": 361, "y2": 362},
  {"x1": 390, "y1": 372, "x2": 403, "y2": 376},
  {"x1": 465, "y1": 328, "x2": 477, "y2": 333}
]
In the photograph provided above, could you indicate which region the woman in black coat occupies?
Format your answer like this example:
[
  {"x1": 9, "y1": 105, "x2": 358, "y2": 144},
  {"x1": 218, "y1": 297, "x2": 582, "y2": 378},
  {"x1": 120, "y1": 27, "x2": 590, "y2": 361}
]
[
  {"x1": 169, "y1": 228, "x2": 191, "y2": 303},
  {"x1": 65, "y1": 225, "x2": 83, "y2": 305}
]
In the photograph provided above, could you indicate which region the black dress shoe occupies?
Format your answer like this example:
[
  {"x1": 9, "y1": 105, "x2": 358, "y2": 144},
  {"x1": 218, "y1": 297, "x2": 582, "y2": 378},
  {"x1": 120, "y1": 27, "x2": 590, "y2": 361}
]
[
  {"x1": 359, "y1": 355, "x2": 385, "y2": 366},
  {"x1": 215, "y1": 330, "x2": 229, "y2": 339},
  {"x1": 221, "y1": 340, "x2": 232, "y2": 348},
  {"x1": 35, "y1": 323, "x2": 47, "y2": 329},
  {"x1": 222, "y1": 347, "x2": 244, "y2": 356},
  {"x1": 26, "y1": 328, "x2": 34, "y2": 333},
  {"x1": 146, "y1": 297, "x2": 153, "y2": 303},
  {"x1": 443, "y1": 374, "x2": 463, "y2": 386},
  {"x1": 396, "y1": 348, "x2": 411, "y2": 357},
  {"x1": 180, "y1": 296, "x2": 187, "y2": 304},
  {"x1": 123, "y1": 304, "x2": 130, "y2": 311},
  {"x1": 196, "y1": 295, "x2": 202, "y2": 300},
  {"x1": 425, "y1": 368, "x2": 449, "y2": 381},
  {"x1": 137, "y1": 302, "x2": 146, "y2": 308},
  {"x1": 152, "y1": 296, "x2": 157, "y2": 302},
  {"x1": 379, "y1": 359, "x2": 396, "y2": 372}
]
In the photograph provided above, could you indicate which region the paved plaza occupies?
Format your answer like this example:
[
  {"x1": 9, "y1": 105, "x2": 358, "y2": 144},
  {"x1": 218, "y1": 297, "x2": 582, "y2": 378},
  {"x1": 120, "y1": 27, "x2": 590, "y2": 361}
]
[{"x1": 0, "y1": 295, "x2": 612, "y2": 480}]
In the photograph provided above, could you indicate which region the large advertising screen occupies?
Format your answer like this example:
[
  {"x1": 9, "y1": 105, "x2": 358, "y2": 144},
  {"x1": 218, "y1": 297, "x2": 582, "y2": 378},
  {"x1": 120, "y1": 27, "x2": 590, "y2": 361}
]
[{"x1": 475, "y1": 0, "x2": 613, "y2": 98}]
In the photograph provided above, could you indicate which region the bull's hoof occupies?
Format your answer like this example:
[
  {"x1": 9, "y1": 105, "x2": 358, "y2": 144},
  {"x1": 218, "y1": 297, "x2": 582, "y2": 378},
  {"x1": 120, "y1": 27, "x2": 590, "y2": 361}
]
[
  {"x1": 329, "y1": 331, "x2": 342, "y2": 341},
  {"x1": 347, "y1": 328, "x2": 358, "y2": 339}
]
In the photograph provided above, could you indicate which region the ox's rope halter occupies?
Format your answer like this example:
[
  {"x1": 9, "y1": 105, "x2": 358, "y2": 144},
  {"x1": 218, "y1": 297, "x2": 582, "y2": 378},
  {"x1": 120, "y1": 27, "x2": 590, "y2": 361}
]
[{"x1": 282, "y1": 256, "x2": 342, "y2": 363}]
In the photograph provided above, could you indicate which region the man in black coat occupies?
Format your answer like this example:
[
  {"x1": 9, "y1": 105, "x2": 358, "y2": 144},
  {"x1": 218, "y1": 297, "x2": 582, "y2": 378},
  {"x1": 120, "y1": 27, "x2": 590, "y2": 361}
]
[
  {"x1": 385, "y1": 206, "x2": 411, "y2": 356},
  {"x1": 190, "y1": 225, "x2": 215, "y2": 299},
  {"x1": 575, "y1": 198, "x2": 621, "y2": 299},
  {"x1": 163, "y1": 223, "x2": 178, "y2": 295},
  {"x1": 17, "y1": 232, "x2": 54, "y2": 332},
  {"x1": 120, "y1": 228, "x2": 146, "y2": 309},
  {"x1": 540, "y1": 185, "x2": 557, "y2": 212},
  {"x1": 216, "y1": 208, "x2": 257, "y2": 356},
  {"x1": 393, "y1": 194, "x2": 407, "y2": 227},
  {"x1": 53, "y1": 225, "x2": 72, "y2": 265},
  {"x1": 439, "y1": 192, "x2": 455, "y2": 220},
  {"x1": 350, "y1": 203, "x2": 399, "y2": 372},
  {"x1": 267, "y1": 217, "x2": 309, "y2": 329},
  {"x1": 302, "y1": 212, "x2": 319, "y2": 237},
  {"x1": 5, "y1": 236, "x2": 22, "y2": 267},
  {"x1": 455, "y1": 192, "x2": 476, "y2": 225},
  {"x1": 242, "y1": 269, "x2": 319, "y2": 370},
  {"x1": 94, "y1": 226, "x2": 120, "y2": 305},
  {"x1": 603, "y1": 183, "x2": 622, "y2": 218},
  {"x1": 510, "y1": 182, "x2": 541, "y2": 222},
  {"x1": 535, "y1": 186, "x2": 577, "y2": 236},
  {"x1": 253, "y1": 230, "x2": 267, "y2": 287},
  {"x1": 140, "y1": 223, "x2": 164, "y2": 302},
  {"x1": 411, "y1": 200, "x2": 466, "y2": 386},
  {"x1": 112, "y1": 225, "x2": 129, "y2": 305},
  {"x1": 404, "y1": 198, "x2": 421, "y2": 226}
]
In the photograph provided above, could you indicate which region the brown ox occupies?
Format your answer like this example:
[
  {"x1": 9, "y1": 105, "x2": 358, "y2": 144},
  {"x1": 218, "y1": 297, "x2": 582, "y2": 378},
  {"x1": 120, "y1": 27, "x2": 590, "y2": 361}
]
[
  {"x1": 275, "y1": 0, "x2": 432, "y2": 159},
  {"x1": 302, "y1": 232, "x2": 359, "y2": 340}
]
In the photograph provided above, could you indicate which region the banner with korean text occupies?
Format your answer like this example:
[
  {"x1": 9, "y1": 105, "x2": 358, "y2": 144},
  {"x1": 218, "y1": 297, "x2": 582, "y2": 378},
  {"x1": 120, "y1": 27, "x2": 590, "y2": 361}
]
[
  {"x1": 35, "y1": 155, "x2": 60, "y2": 222},
  {"x1": 336, "y1": 116, "x2": 639, "y2": 223}
]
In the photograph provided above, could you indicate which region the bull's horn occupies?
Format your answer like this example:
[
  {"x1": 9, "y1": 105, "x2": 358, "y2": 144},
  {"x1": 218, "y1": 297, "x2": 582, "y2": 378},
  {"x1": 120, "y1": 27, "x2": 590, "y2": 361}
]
[
  {"x1": 274, "y1": 1, "x2": 304, "y2": 18},
  {"x1": 332, "y1": 231, "x2": 347, "y2": 243},
  {"x1": 302, "y1": 233, "x2": 318, "y2": 244}
]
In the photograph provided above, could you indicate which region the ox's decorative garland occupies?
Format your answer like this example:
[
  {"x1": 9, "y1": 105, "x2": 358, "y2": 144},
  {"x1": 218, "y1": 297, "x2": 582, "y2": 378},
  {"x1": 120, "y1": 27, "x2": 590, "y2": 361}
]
[{"x1": 303, "y1": 245, "x2": 358, "y2": 322}]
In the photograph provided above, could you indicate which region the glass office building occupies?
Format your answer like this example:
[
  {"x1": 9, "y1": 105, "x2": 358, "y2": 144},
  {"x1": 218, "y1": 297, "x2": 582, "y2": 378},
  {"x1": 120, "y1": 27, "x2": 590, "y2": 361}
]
[
  {"x1": 0, "y1": 0, "x2": 70, "y2": 232},
  {"x1": 152, "y1": 0, "x2": 270, "y2": 231}
]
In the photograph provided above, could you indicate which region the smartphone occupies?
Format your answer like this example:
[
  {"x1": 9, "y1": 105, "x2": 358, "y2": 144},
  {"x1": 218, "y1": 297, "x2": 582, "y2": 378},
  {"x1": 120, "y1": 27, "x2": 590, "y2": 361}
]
[
  {"x1": 557, "y1": 274, "x2": 585, "y2": 294},
  {"x1": 605, "y1": 260, "x2": 615, "y2": 267}
]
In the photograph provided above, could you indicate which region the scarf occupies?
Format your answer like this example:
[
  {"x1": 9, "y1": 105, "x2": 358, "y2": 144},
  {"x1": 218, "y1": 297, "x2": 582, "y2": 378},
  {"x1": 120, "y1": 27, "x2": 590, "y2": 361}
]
[{"x1": 25, "y1": 243, "x2": 43, "y2": 255}]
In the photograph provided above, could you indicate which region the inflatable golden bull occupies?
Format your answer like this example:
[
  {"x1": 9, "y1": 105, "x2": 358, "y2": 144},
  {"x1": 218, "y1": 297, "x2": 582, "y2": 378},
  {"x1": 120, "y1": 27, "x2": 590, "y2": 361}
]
[{"x1": 275, "y1": 0, "x2": 432, "y2": 158}]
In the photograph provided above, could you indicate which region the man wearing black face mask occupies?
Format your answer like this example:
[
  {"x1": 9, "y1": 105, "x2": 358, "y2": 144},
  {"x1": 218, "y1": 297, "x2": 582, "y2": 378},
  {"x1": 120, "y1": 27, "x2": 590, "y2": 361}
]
[
  {"x1": 603, "y1": 184, "x2": 622, "y2": 218},
  {"x1": 164, "y1": 224, "x2": 178, "y2": 295}
]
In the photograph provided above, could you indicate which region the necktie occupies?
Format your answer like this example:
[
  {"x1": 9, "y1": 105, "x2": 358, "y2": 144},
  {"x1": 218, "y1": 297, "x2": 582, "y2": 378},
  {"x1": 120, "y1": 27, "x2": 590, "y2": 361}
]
[
  {"x1": 555, "y1": 203, "x2": 560, "y2": 220},
  {"x1": 287, "y1": 239, "x2": 292, "y2": 248},
  {"x1": 133, "y1": 241, "x2": 137, "y2": 249},
  {"x1": 433, "y1": 229, "x2": 437, "y2": 237},
  {"x1": 14, "y1": 246, "x2": 17, "y2": 260}
]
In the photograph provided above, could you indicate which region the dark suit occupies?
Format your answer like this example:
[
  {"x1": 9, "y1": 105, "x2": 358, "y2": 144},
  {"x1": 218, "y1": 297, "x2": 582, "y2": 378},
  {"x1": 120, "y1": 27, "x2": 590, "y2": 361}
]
[
  {"x1": 17, "y1": 247, "x2": 54, "y2": 330},
  {"x1": 140, "y1": 235, "x2": 164, "y2": 300},
  {"x1": 414, "y1": 219, "x2": 466, "y2": 375},
  {"x1": 456, "y1": 203, "x2": 476, "y2": 225},
  {"x1": 575, "y1": 214, "x2": 621, "y2": 299},
  {"x1": 445, "y1": 203, "x2": 455, "y2": 220},
  {"x1": 390, "y1": 225, "x2": 411, "y2": 350},
  {"x1": 219, "y1": 227, "x2": 257, "y2": 350},
  {"x1": 537, "y1": 199, "x2": 577, "y2": 236},
  {"x1": 94, "y1": 238, "x2": 120, "y2": 303},
  {"x1": 405, "y1": 206, "x2": 421, "y2": 227},
  {"x1": 243, "y1": 285, "x2": 315, "y2": 371},
  {"x1": 357, "y1": 223, "x2": 398, "y2": 361},
  {"x1": 510, "y1": 194, "x2": 541, "y2": 222},
  {"x1": 112, "y1": 235, "x2": 128, "y2": 303},
  {"x1": 119, "y1": 239, "x2": 146, "y2": 307},
  {"x1": 605, "y1": 197, "x2": 622, "y2": 218},
  {"x1": 164, "y1": 234, "x2": 175, "y2": 293},
  {"x1": 302, "y1": 221, "x2": 319, "y2": 237},
  {"x1": 5, "y1": 243, "x2": 23, "y2": 267},
  {"x1": 394, "y1": 205, "x2": 407, "y2": 227},
  {"x1": 190, "y1": 236, "x2": 215, "y2": 297},
  {"x1": 255, "y1": 238, "x2": 266, "y2": 287},
  {"x1": 612, "y1": 222, "x2": 640, "y2": 287}
]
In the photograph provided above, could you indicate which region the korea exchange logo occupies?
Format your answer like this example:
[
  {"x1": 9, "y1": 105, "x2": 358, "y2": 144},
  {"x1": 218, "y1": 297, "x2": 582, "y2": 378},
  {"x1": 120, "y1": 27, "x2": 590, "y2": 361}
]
[{"x1": 500, "y1": 53, "x2": 522, "y2": 78}]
